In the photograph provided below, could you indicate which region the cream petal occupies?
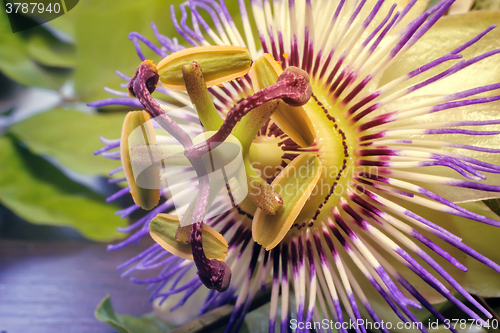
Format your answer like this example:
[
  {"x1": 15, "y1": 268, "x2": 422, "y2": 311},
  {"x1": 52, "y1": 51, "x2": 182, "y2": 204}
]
[
  {"x1": 326, "y1": 0, "x2": 430, "y2": 96},
  {"x1": 332, "y1": 235, "x2": 446, "y2": 333},
  {"x1": 375, "y1": 94, "x2": 500, "y2": 202},
  {"x1": 379, "y1": 12, "x2": 500, "y2": 97},
  {"x1": 439, "y1": 201, "x2": 500, "y2": 297},
  {"x1": 403, "y1": 199, "x2": 500, "y2": 297}
]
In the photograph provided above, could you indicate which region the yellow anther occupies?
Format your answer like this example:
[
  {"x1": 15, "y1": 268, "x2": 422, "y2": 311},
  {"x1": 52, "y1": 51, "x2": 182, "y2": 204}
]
[
  {"x1": 251, "y1": 53, "x2": 316, "y2": 148},
  {"x1": 150, "y1": 214, "x2": 228, "y2": 261},
  {"x1": 120, "y1": 111, "x2": 161, "y2": 210},
  {"x1": 157, "y1": 45, "x2": 252, "y2": 91}
]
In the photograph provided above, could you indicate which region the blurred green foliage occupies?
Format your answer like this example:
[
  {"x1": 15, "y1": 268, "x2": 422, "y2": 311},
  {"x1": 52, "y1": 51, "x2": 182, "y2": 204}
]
[
  {"x1": 0, "y1": 10, "x2": 71, "y2": 89},
  {"x1": 73, "y1": 0, "x2": 183, "y2": 102},
  {"x1": 0, "y1": 0, "x2": 248, "y2": 242},
  {"x1": 0, "y1": 135, "x2": 126, "y2": 240},
  {"x1": 0, "y1": 0, "x2": 189, "y2": 241},
  {"x1": 95, "y1": 295, "x2": 177, "y2": 333},
  {"x1": 9, "y1": 108, "x2": 124, "y2": 175}
]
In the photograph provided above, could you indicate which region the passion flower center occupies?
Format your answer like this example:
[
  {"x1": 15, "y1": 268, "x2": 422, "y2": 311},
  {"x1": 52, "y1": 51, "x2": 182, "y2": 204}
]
[{"x1": 248, "y1": 83, "x2": 359, "y2": 231}]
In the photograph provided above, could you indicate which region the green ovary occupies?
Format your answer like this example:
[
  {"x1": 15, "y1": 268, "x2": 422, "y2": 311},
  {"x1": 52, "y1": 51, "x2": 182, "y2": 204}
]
[{"x1": 247, "y1": 83, "x2": 359, "y2": 230}]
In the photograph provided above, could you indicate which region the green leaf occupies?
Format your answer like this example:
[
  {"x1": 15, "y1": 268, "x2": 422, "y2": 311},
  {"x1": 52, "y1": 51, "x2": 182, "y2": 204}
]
[
  {"x1": 0, "y1": 11, "x2": 71, "y2": 89},
  {"x1": 379, "y1": 11, "x2": 500, "y2": 96},
  {"x1": 0, "y1": 30, "x2": 50, "y2": 88},
  {"x1": 73, "y1": 0, "x2": 186, "y2": 102},
  {"x1": 0, "y1": 135, "x2": 126, "y2": 241},
  {"x1": 28, "y1": 30, "x2": 76, "y2": 68},
  {"x1": 95, "y1": 295, "x2": 176, "y2": 333},
  {"x1": 9, "y1": 108, "x2": 125, "y2": 175},
  {"x1": 240, "y1": 302, "x2": 274, "y2": 333},
  {"x1": 46, "y1": 5, "x2": 80, "y2": 41}
]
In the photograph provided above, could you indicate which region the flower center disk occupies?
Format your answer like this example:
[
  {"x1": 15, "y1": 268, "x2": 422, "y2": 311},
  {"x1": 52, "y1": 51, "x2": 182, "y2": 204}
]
[{"x1": 250, "y1": 82, "x2": 357, "y2": 244}]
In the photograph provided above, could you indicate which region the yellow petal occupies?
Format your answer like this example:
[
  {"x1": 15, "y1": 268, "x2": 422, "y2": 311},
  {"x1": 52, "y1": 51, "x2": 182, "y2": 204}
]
[
  {"x1": 252, "y1": 153, "x2": 322, "y2": 250},
  {"x1": 120, "y1": 111, "x2": 160, "y2": 210},
  {"x1": 150, "y1": 214, "x2": 228, "y2": 261},
  {"x1": 251, "y1": 53, "x2": 316, "y2": 147},
  {"x1": 157, "y1": 45, "x2": 252, "y2": 91}
]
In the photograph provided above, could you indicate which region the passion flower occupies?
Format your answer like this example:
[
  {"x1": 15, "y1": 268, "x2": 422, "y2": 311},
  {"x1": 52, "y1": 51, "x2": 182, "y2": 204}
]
[{"x1": 91, "y1": 0, "x2": 500, "y2": 331}]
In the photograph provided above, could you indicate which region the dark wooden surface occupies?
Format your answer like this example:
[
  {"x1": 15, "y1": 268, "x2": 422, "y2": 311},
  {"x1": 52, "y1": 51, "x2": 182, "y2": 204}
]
[{"x1": 0, "y1": 239, "x2": 157, "y2": 333}]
